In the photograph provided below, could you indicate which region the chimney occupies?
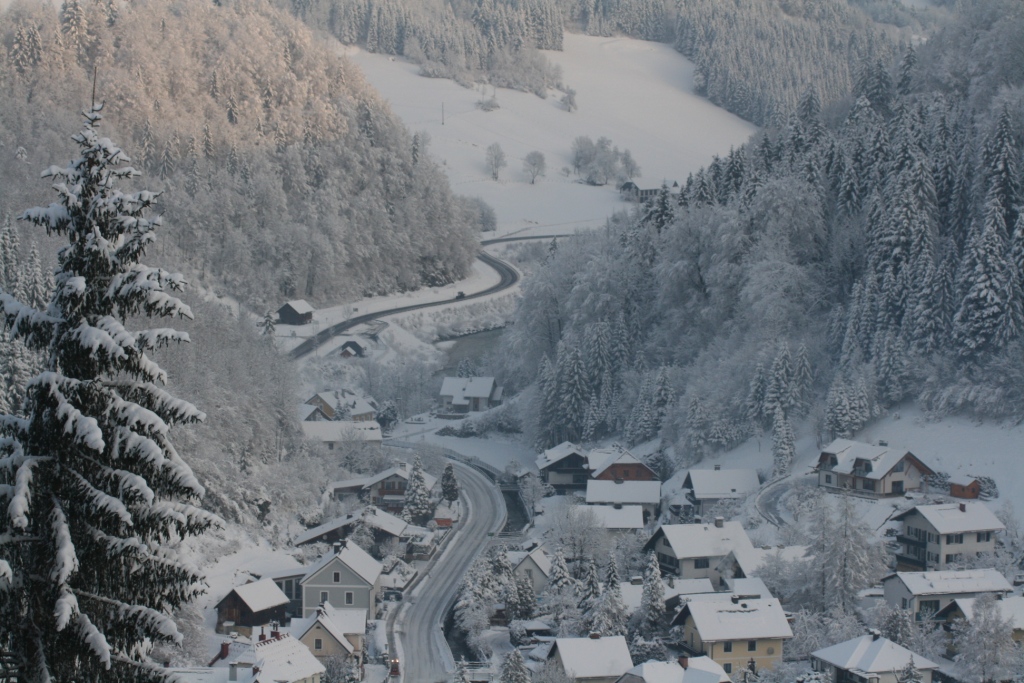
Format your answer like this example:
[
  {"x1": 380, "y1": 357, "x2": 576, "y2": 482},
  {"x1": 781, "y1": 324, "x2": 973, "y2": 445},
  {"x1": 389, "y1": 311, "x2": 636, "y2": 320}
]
[
  {"x1": 959, "y1": 503, "x2": 966, "y2": 512},
  {"x1": 878, "y1": 440, "x2": 888, "y2": 447},
  {"x1": 715, "y1": 517, "x2": 724, "y2": 528},
  {"x1": 678, "y1": 657, "x2": 689, "y2": 670},
  {"x1": 270, "y1": 621, "x2": 280, "y2": 639},
  {"x1": 258, "y1": 627, "x2": 266, "y2": 643},
  {"x1": 870, "y1": 629, "x2": 881, "y2": 641},
  {"x1": 714, "y1": 464, "x2": 721, "y2": 471},
  {"x1": 333, "y1": 541, "x2": 342, "y2": 555},
  {"x1": 588, "y1": 632, "x2": 601, "y2": 640},
  {"x1": 731, "y1": 595, "x2": 740, "y2": 604},
  {"x1": 219, "y1": 641, "x2": 231, "y2": 661}
]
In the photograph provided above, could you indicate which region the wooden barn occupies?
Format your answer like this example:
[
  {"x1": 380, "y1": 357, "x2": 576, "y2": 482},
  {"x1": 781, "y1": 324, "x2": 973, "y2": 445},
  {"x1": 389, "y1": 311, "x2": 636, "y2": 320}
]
[
  {"x1": 215, "y1": 579, "x2": 290, "y2": 636},
  {"x1": 949, "y1": 476, "x2": 982, "y2": 499},
  {"x1": 277, "y1": 300, "x2": 314, "y2": 325}
]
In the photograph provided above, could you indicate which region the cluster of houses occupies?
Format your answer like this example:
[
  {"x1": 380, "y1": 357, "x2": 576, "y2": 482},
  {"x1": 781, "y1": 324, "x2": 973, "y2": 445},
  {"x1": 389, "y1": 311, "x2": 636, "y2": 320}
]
[{"x1": 298, "y1": 389, "x2": 384, "y2": 449}]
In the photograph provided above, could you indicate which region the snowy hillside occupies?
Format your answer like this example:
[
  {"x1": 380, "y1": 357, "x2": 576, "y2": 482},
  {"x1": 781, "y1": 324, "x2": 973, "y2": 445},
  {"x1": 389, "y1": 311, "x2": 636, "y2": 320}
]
[{"x1": 346, "y1": 33, "x2": 757, "y2": 235}]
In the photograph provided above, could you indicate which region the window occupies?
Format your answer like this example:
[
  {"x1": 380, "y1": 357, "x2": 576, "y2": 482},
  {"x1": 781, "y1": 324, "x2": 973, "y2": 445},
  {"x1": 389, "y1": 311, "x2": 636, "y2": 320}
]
[
  {"x1": 893, "y1": 460, "x2": 905, "y2": 473},
  {"x1": 320, "y1": 591, "x2": 329, "y2": 604},
  {"x1": 825, "y1": 474, "x2": 832, "y2": 484},
  {"x1": 946, "y1": 534, "x2": 964, "y2": 544},
  {"x1": 345, "y1": 591, "x2": 354, "y2": 605},
  {"x1": 919, "y1": 599, "x2": 940, "y2": 616},
  {"x1": 526, "y1": 569, "x2": 534, "y2": 580},
  {"x1": 945, "y1": 554, "x2": 961, "y2": 564},
  {"x1": 623, "y1": 469, "x2": 630, "y2": 478},
  {"x1": 694, "y1": 558, "x2": 710, "y2": 569},
  {"x1": 748, "y1": 640, "x2": 757, "y2": 652},
  {"x1": 862, "y1": 479, "x2": 876, "y2": 491},
  {"x1": 333, "y1": 572, "x2": 340, "y2": 583},
  {"x1": 657, "y1": 552, "x2": 679, "y2": 569},
  {"x1": 573, "y1": 475, "x2": 588, "y2": 484},
  {"x1": 314, "y1": 639, "x2": 323, "y2": 651},
  {"x1": 901, "y1": 598, "x2": 908, "y2": 609},
  {"x1": 892, "y1": 481, "x2": 904, "y2": 494},
  {"x1": 724, "y1": 642, "x2": 733, "y2": 653},
  {"x1": 724, "y1": 664, "x2": 732, "y2": 674},
  {"x1": 977, "y1": 532, "x2": 992, "y2": 543}
]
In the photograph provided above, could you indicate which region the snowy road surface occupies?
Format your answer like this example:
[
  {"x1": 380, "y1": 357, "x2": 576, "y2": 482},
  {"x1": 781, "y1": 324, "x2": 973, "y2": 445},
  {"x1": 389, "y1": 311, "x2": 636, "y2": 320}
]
[{"x1": 396, "y1": 461, "x2": 505, "y2": 683}]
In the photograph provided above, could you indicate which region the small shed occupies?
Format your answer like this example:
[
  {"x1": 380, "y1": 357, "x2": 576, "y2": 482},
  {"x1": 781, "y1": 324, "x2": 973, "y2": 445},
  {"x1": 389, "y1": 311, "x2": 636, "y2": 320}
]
[
  {"x1": 338, "y1": 340, "x2": 366, "y2": 358},
  {"x1": 949, "y1": 476, "x2": 981, "y2": 499},
  {"x1": 215, "y1": 579, "x2": 290, "y2": 636},
  {"x1": 278, "y1": 300, "x2": 314, "y2": 325}
]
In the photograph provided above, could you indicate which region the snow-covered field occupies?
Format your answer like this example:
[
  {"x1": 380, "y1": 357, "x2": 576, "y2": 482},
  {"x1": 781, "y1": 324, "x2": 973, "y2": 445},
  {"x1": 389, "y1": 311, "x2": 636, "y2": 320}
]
[{"x1": 346, "y1": 33, "x2": 757, "y2": 236}]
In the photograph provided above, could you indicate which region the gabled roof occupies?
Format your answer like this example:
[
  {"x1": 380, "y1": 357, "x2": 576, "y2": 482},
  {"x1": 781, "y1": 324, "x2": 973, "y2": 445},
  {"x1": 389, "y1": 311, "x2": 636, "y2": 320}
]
[
  {"x1": 440, "y1": 376, "x2": 497, "y2": 405},
  {"x1": 675, "y1": 597, "x2": 792, "y2": 641},
  {"x1": 220, "y1": 579, "x2": 289, "y2": 614},
  {"x1": 587, "y1": 505, "x2": 645, "y2": 530},
  {"x1": 884, "y1": 569, "x2": 1012, "y2": 597},
  {"x1": 811, "y1": 635, "x2": 938, "y2": 674},
  {"x1": 327, "y1": 463, "x2": 437, "y2": 496},
  {"x1": 818, "y1": 439, "x2": 933, "y2": 480},
  {"x1": 621, "y1": 579, "x2": 716, "y2": 613},
  {"x1": 586, "y1": 480, "x2": 662, "y2": 505},
  {"x1": 249, "y1": 633, "x2": 325, "y2": 683},
  {"x1": 297, "y1": 404, "x2": 329, "y2": 422},
  {"x1": 537, "y1": 442, "x2": 588, "y2": 470},
  {"x1": 300, "y1": 542, "x2": 383, "y2": 587},
  {"x1": 892, "y1": 502, "x2": 1005, "y2": 534},
  {"x1": 289, "y1": 603, "x2": 367, "y2": 654},
  {"x1": 618, "y1": 657, "x2": 729, "y2": 683},
  {"x1": 294, "y1": 506, "x2": 409, "y2": 546},
  {"x1": 935, "y1": 596, "x2": 1024, "y2": 630},
  {"x1": 301, "y1": 420, "x2": 383, "y2": 443},
  {"x1": 646, "y1": 522, "x2": 757, "y2": 572},
  {"x1": 588, "y1": 445, "x2": 648, "y2": 478},
  {"x1": 948, "y1": 474, "x2": 981, "y2": 487},
  {"x1": 508, "y1": 546, "x2": 552, "y2": 578},
  {"x1": 281, "y1": 299, "x2": 314, "y2": 315},
  {"x1": 552, "y1": 636, "x2": 633, "y2": 679},
  {"x1": 682, "y1": 469, "x2": 760, "y2": 500}
]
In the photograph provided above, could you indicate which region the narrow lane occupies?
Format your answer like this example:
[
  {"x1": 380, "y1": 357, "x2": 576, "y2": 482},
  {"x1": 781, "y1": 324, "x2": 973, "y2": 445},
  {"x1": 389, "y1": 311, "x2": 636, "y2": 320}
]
[{"x1": 396, "y1": 461, "x2": 505, "y2": 683}]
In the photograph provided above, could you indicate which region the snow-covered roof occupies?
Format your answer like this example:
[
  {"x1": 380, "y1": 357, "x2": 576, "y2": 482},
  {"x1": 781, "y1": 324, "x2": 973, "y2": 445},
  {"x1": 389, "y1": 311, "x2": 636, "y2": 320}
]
[
  {"x1": 293, "y1": 506, "x2": 409, "y2": 546},
  {"x1": 300, "y1": 541, "x2": 383, "y2": 587},
  {"x1": 224, "y1": 579, "x2": 290, "y2": 614},
  {"x1": 248, "y1": 633, "x2": 325, "y2": 683},
  {"x1": 282, "y1": 299, "x2": 314, "y2": 315},
  {"x1": 553, "y1": 636, "x2": 633, "y2": 679},
  {"x1": 620, "y1": 657, "x2": 729, "y2": 683},
  {"x1": 649, "y1": 522, "x2": 757, "y2": 571},
  {"x1": 682, "y1": 469, "x2": 760, "y2": 500},
  {"x1": 948, "y1": 474, "x2": 981, "y2": 487},
  {"x1": 677, "y1": 597, "x2": 793, "y2": 641},
  {"x1": 885, "y1": 569, "x2": 1012, "y2": 597},
  {"x1": 587, "y1": 445, "x2": 646, "y2": 478},
  {"x1": 328, "y1": 464, "x2": 438, "y2": 495},
  {"x1": 439, "y1": 376, "x2": 497, "y2": 405},
  {"x1": 289, "y1": 604, "x2": 367, "y2": 654},
  {"x1": 587, "y1": 505, "x2": 645, "y2": 530},
  {"x1": 297, "y1": 404, "x2": 326, "y2": 422},
  {"x1": 586, "y1": 480, "x2": 662, "y2": 505},
  {"x1": 819, "y1": 439, "x2": 930, "y2": 480},
  {"x1": 936, "y1": 596, "x2": 1024, "y2": 630},
  {"x1": 620, "y1": 579, "x2": 716, "y2": 613},
  {"x1": 537, "y1": 441, "x2": 587, "y2": 470},
  {"x1": 166, "y1": 668, "x2": 231, "y2": 683},
  {"x1": 517, "y1": 547, "x2": 552, "y2": 577},
  {"x1": 811, "y1": 635, "x2": 938, "y2": 674},
  {"x1": 893, "y1": 502, "x2": 1004, "y2": 534},
  {"x1": 301, "y1": 420, "x2": 383, "y2": 443}
]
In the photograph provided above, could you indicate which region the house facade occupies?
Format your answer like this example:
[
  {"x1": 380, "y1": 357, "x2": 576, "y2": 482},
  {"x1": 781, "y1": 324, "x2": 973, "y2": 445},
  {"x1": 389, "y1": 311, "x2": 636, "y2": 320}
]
[
  {"x1": 810, "y1": 634, "x2": 938, "y2": 683},
  {"x1": 815, "y1": 439, "x2": 934, "y2": 497},
  {"x1": 278, "y1": 300, "x2": 314, "y2": 326},
  {"x1": 682, "y1": 468, "x2": 760, "y2": 517},
  {"x1": 299, "y1": 542, "x2": 383, "y2": 618},
  {"x1": 537, "y1": 442, "x2": 590, "y2": 490},
  {"x1": 214, "y1": 579, "x2": 290, "y2": 637},
  {"x1": 439, "y1": 376, "x2": 502, "y2": 413},
  {"x1": 290, "y1": 603, "x2": 367, "y2": 665},
  {"x1": 949, "y1": 476, "x2": 982, "y2": 499},
  {"x1": 644, "y1": 520, "x2": 756, "y2": 585},
  {"x1": 328, "y1": 464, "x2": 437, "y2": 514},
  {"x1": 881, "y1": 569, "x2": 1012, "y2": 620},
  {"x1": 892, "y1": 502, "x2": 1004, "y2": 570},
  {"x1": 509, "y1": 546, "x2": 552, "y2": 594},
  {"x1": 673, "y1": 596, "x2": 792, "y2": 675},
  {"x1": 589, "y1": 446, "x2": 658, "y2": 482}
]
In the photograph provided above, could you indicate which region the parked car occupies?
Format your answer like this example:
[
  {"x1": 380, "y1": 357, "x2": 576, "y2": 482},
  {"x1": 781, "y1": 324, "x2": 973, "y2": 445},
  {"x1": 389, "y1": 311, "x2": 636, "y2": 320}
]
[{"x1": 455, "y1": 291, "x2": 466, "y2": 300}]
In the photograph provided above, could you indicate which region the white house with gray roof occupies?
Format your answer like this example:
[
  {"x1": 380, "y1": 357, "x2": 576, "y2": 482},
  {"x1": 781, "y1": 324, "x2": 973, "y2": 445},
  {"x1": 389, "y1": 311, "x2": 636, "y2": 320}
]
[
  {"x1": 439, "y1": 376, "x2": 502, "y2": 413},
  {"x1": 299, "y1": 541, "x2": 382, "y2": 618},
  {"x1": 882, "y1": 569, "x2": 1012, "y2": 620},
  {"x1": 549, "y1": 635, "x2": 634, "y2": 683},
  {"x1": 681, "y1": 468, "x2": 760, "y2": 517},
  {"x1": 615, "y1": 657, "x2": 729, "y2": 683},
  {"x1": 892, "y1": 502, "x2": 1005, "y2": 570},
  {"x1": 811, "y1": 633, "x2": 938, "y2": 683},
  {"x1": 644, "y1": 520, "x2": 757, "y2": 586},
  {"x1": 815, "y1": 439, "x2": 934, "y2": 497}
]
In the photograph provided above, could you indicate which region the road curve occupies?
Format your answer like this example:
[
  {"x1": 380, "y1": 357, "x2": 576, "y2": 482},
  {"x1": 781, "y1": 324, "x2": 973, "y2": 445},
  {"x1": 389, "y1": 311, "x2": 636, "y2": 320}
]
[{"x1": 396, "y1": 460, "x2": 505, "y2": 683}]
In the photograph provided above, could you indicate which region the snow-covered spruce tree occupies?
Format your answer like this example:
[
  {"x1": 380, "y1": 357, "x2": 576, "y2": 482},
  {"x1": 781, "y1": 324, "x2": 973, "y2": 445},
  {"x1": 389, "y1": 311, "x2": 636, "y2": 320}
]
[
  {"x1": 403, "y1": 456, "x2": 433, "y2": 522},
  {"x1": 636, "y1": 552, "x2": 664, "y2": 637},
  {"x1": 0, "y1": 105, "x2": 215, "y2": 682},
  {"x1": 258, "y1": 310, "x2": 275, "y2": 337},
  {"x1": 499, "y1": 648, "x2": 530, "y2": 683},
  {"x1": 441, "y1": 462, "x2": 460, "y2": 504},
  {"x1": 771, "y1": 405, "x2": 796, "y2": 478}
]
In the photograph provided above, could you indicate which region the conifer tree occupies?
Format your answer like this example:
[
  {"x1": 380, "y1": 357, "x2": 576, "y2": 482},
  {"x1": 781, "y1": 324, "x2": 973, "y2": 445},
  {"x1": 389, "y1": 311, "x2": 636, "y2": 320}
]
[
  {"x1": 499, "y1": 648, "x2": 530, "y2": 683},
  {"x1": 258, "y1": 310, "x2": 275, "y2": 337},
  {"x1": 403, "y1": 456, "x2": 433, "y2": 522},
  {"x1": 442, "y1": 462, "x2": 460, "y2": 504},
  {"x1": 637, "y1": 553, "x2": 664, "y2": 637},
  {"x1": 771, "y1": 405, "x2": 796, "y2": 477},
  {"x1": 0, "y1": 104, "x2": 214, "y2": 682}
]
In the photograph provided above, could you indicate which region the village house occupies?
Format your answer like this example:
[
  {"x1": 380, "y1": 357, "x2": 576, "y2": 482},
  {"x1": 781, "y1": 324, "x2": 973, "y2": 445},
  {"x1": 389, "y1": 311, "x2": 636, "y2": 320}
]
[
  {"x1": 588, "y1": 505, "x2": 645, "y2": 533},
  {"x1": 672, "y1": 595, "x2": 792, "y2": 675},
  {"x1": 277, "y1": 300, "x2": 314, "y2": 326},
  {"x1": 881, "y1": 569, "x2": 1012, "y2": 620},
  {"x1": 681, "y1": 467, "x2": 760, "y2": 518},
  {"x1": 621, "y1": 578, "x2": 717, "y2": 617},
  {"x1": 263, "y1": 568, "x2": 306, "y2": 619},
  {"x1": 507, "y1": 545, "x2": 553, "y2": 594},
  {"x1": 297, "y1": 404, "x2": 331, "y2": 422},
  {"x1": 289, "y1": 602, "x2": 367, "y2": 665},
  {"x1": 615, "y1": 656, "x2": 730, "y2": 683},
  {"x1": 892, "y1": 502, "x2": 1005, "y2": 570},
  {"x1": 934, "y1": 595, "x2": 1024, "y2": 653},
  {"x1": 214, "y1": 579, "x2": 290, "y2": 637},
  {"x1": 815, "y1": 439, "x2": 934, "y2": 497},
  {"x1": 949, "y1": 476, "x2": 982, "y2": 499},
  {"x1": 304, "y1": 390, "x2": 377, "y2": 422},
  {"x1": 439, "y1": 376, "x2": 503, "y2": 413},
  {"x1": 588, "y1": 445, "x2": 658, "y2": 482},
  {"x1": 337, "y1": 339, "x2": 366, "y2": 358},
  {"x1": 195, "y1": 628, "x2": 325, "y2": 683},
  {"x1": 549, "y1": 635, "x2": 634, "y2": 683},
  {"x1": 299, "y1": 541, "x2": 383, "y2": 618},
  {"x1": 292, "y1": 506, "x2": 432, "y2": 557},
  {"x1": 644, "y1": 519, "x2": 757, "y2": 586},
  {"x1": 586, "y1": 480, "x2": 662, "y2": 522},
  {"x1": 810, "y1": 633, "x2": 939, "y2": 683},
  {"x1": 327, "y1": 463, "x2": 438, "y2": 514},
  {"x1": 536, "y1": 442, "x2": 590, "y2": 490}
]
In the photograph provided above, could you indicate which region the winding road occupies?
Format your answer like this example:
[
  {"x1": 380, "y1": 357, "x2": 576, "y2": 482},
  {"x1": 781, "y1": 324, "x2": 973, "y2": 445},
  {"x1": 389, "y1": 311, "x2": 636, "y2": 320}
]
[
  {"x1": 395, "y1": 460, "x2": 506, "y2": 683},
  {"x1": 290, "y1": 234, "x2": 576, "y2": 360}
]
